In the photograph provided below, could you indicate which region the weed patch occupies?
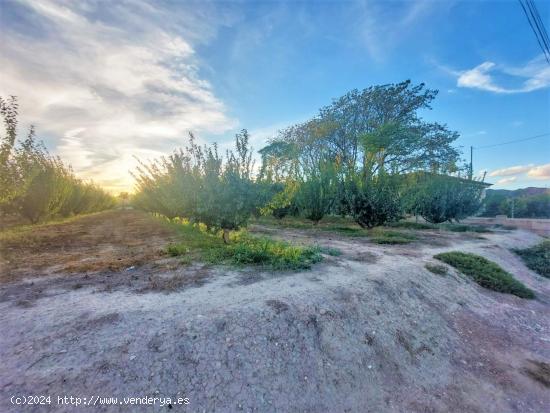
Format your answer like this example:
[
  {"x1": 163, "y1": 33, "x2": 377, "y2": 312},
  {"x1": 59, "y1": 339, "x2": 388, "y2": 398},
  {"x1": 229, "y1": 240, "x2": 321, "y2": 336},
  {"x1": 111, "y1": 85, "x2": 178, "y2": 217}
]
[
  {"x1": 513, "y1": 240, "x2": 550, "y2": 278},
  {"x1": 425, "y1": 263, "x2": 448, "y2": 275},
  {"x1": 317, "y1": 246, "x2": 343, "y2": 256},
  {"x1": 388, "y1": 221, "x2": 436, "y2": 230},
  {"x1": 167, "y1": 220, "x2": 322, "y2": 270},
  {"x1": 442, "y1": 224, "x2": 492, "y2": 233},
  {"x1": 434, "y1": 251, "x2": 535, "y2": 299},
  {"x1": 369, "y1": 228, "x2": 416, "y2": 244}
]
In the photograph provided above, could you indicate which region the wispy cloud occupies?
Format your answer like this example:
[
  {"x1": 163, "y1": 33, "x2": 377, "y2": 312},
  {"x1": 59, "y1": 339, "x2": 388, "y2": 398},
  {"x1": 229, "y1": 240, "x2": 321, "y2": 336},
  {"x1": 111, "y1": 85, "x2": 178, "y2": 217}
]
[
  {"x1": 496, "y1": 177, "x2": 517, "y2": 185},
  {"x1": 353, "y1": 0, "x2": 453, "y2": 61},
  {"x1": 489, "y1": 163, "x2": 550, "y2": 182},
  {"x1": 455, "y1": 56, "x2": 550, "y2": 93},
  {"x1": 527, "y1": 163, "x2": 550, "y2": 180},
  {"x1": 0, "y1": 0, "x2": 238, "y2": 192},
  {"x1": 489, "y1": 164, "x2": 533, "y2": 177}
]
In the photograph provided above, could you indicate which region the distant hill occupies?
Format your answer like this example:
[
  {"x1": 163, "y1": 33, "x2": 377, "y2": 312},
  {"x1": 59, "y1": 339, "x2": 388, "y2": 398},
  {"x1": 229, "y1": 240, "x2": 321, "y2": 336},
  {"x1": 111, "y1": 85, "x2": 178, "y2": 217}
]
[
  {"x1": 482, "y1": 187, "x2": 550, "y2": 218},
  {"x1": 486, "y1": 187, "x2": 550, "y2": 198}
]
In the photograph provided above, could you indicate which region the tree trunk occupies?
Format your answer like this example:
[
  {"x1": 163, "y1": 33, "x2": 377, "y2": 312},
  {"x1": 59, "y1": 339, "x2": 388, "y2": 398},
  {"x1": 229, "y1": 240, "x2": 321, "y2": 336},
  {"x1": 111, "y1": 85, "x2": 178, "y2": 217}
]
[{"x1": 222, "y1": 228, "x2": 230, "y2": 244}]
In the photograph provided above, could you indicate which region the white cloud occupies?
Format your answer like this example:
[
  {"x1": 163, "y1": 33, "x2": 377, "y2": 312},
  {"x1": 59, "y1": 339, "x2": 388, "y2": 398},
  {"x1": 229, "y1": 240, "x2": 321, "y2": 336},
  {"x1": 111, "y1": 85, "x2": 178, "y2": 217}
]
[
  {"x1": 456, "y1": 56, "x2": 550, "y2": 93},
  {"x1": 0, "y1": 0, "x2": 238, "y2": 192},
  {"x1": 527, "y1": 163, "x2": 550, "y2": 180},
  {"x1": 489, "y1": 164, "x2": 533, "y2": 177},
  {"x1": 496, "y1": 177, "x2": 517, "y2": 185}
]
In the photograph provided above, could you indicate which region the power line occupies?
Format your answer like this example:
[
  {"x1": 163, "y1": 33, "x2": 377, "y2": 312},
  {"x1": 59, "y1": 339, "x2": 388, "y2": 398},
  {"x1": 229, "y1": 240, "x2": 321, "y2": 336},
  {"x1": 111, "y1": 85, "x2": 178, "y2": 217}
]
[
  {"x1": 518, "y1": 0, "x2": 550, "y2": 64},
  {"x1": 474, "y1": 132, "x2": 550, "y2": 149},
  {"x1": 528, "y1": 0, "x2": 550, "y2": 50},
  {"x1": 527, "y1": 0, "x2": 550, "y2": 54}
]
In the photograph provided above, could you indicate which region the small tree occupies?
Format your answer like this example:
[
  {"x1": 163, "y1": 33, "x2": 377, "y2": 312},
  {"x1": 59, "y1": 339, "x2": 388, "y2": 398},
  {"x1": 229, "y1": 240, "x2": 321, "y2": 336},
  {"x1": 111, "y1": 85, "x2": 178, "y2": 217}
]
[
  {"x1": 295, "y1": 160, "x2": 337, "y2": 224},
  {"x1": 405, "y1": 173, "x2": 484, "y2": 224},
  {"x1": 344, "y1": 172, "x2": 402, "y2": 228}
]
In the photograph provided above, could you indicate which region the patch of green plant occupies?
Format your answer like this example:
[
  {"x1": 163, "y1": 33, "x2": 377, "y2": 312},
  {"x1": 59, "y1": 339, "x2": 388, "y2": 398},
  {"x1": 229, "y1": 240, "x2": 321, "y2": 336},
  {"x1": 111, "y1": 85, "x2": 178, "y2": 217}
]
[
  {"x1": 166, "y1": 220, "x2": 322, "y2": 270},
  {"x1": 442, "y1": 224, "x2": 492, "y2": 233},
  {"x1": 425, "y1": 263, "x2": 448, "y2": 275},
  {"x1": 513, "y1": 240, "x2": 550, "y2": 278},
  {"x1": 434, "y1": 251, "x2": 535, "y2": 299},
  {"x1": 317, "y1": 246, "x2": 343, "y2": 256},
  {"x1": 493, "y1": 224, "x2": 517, "y2": 231},
  {"x1": 369, "y1": 228, "x2": 416, "y2": 244},
  {"x1": 388, "y1": 221, "x2": 436, "y2": 230}
]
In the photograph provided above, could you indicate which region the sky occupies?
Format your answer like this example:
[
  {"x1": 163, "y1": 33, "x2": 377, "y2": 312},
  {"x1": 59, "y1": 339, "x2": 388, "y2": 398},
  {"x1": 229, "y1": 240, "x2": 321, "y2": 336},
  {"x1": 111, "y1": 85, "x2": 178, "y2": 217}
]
[{"x1": 1, "y1": 0, "x2": 549, "y2": 193}]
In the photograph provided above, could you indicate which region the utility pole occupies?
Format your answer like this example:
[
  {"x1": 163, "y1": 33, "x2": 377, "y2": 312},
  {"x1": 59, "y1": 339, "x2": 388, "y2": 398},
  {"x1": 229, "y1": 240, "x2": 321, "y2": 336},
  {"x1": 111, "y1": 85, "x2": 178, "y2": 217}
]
[{"x1": 469, "y1": 146, "x2": 473, "y2": 180}]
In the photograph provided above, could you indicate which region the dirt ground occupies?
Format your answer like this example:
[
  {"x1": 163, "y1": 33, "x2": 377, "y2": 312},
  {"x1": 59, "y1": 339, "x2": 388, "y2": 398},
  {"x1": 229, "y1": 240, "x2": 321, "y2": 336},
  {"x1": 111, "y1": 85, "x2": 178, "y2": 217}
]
[{"x1": 0, "y1": 210, "x2": 549, "y2": 412}]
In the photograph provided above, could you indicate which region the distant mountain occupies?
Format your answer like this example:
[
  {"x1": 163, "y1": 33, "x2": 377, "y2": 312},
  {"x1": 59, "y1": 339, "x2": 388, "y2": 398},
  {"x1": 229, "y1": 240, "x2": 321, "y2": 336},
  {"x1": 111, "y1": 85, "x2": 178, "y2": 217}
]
[
  {"x1": 486, "y1": 187, "x2": 550, "y2": 198},
  {"x1": 482, "y1": 187, "x2": 550, "y2": 218}
]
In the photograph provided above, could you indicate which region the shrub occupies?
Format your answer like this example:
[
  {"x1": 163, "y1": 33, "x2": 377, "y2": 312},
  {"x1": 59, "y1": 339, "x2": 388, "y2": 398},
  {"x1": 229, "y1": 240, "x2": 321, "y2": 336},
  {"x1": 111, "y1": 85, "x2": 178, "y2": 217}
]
[
  {"x1": 405, "y1": 173, "x2": 484, "y2": 224},
  {"x1": 369, "y1": 228, "x2": 416, "y2": 244},
  {"x1": 344, "y1": 172, "x2": 402, "y2": 228},
  {"x1": 134, "y1": 130, "x2": 258, "y2": 243},
  {"x1": 513, "y1": 241, "x2": 550, "y2": 278},
  {"x1": 166, "y1": 219, "x2": 322, "y2": 270},
  {"x1": 388, "y1": 221, "x2": 436, "y2": 230},
  {"x1": 295, "y1": 160, "x2": 337, "y2": 224},
  {"x1": 434, "y1": 251, "x2": 535, "y2": 299},
  {"x1": 425, "y1": 263, "x2": 448, "y2": 275}
]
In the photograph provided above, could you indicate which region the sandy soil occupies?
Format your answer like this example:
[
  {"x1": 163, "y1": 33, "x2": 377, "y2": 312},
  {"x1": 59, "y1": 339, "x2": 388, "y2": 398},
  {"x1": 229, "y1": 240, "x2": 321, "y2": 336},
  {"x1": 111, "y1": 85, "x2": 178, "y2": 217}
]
[{"x1": 0, "y1": 210, "x2": 549, "y2": 412}]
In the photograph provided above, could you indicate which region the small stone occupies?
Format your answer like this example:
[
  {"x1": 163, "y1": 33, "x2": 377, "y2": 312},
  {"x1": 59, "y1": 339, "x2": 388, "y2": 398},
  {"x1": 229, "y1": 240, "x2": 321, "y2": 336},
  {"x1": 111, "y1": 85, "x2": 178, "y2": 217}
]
[
  {"x1": 367, "y1": 365, "x2": 372, "y2": 369},
  {"x1": 129, "y1": 355, "x2": 136, "y2": 361},
  {"x1": 319, "y1": 309, "x2": 327, "y2": 315}
]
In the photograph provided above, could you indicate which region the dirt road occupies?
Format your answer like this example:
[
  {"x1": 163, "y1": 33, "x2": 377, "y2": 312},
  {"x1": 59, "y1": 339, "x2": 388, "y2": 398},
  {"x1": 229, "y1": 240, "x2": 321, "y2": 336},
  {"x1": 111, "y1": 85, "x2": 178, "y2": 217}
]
[{"x1": 0, "y1": 210, "x2": 548, "y2": 412}]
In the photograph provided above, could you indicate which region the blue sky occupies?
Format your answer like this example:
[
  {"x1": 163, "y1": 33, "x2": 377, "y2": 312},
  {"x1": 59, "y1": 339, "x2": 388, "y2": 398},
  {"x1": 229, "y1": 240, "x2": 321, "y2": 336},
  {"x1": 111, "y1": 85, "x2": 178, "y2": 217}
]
[{"x1": 1, "y1": 0, "x2": 549, "y2": 192}]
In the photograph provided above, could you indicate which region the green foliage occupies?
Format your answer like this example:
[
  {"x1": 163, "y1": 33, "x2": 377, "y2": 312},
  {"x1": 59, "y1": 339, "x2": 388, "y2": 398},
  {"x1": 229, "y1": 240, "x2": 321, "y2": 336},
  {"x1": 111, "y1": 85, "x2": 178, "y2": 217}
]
[
  {"x1": 0, "y1": 96, "x2": 114, "y2": 223},
  {"x1": 134, "y1": 130, "x2": 258, "y2": 241},
  {"x1": 388, "y1": 221, "x2": 436, "y2": 230},
  {"x1": 513, "y1": 240, "x2": 550, "y2": 278},
  {"x1": 425, "y1": 263, "x2": 448, "y2": 275},
  {"x1": 482, "y1": 190, "x2": 550, "y2": 218},
  {"x1": 434, "y1": 251, "x2": 535, "y2": 299},
  {"x1": 317, "y1": 246, "x2": 343, "y2": 256},
  {"x1": 344, "y1": 172, "x2": 402, "y2": 228},
  {"x1": 404, "y1": 173, "x2": 484, "y2": 224},
  {"x1": 295, "y1": 160, "x2": 337, "y2": 224},
  {"x1": 166, "y1": 219, "x2": 322, "y2": 270},
  {"x1": 441, "y1": 223, "x2": 491, "y2": 233},
  {"x1": 368, "y1": 227, "x2": 416, "y2": 244}
]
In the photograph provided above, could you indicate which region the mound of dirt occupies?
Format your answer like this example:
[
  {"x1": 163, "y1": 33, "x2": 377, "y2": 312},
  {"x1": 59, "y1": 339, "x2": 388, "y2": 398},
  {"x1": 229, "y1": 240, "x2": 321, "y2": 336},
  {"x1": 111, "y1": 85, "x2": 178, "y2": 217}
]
[{"x1": 0, "y1": 211, "x2": 549, "y2": 412}]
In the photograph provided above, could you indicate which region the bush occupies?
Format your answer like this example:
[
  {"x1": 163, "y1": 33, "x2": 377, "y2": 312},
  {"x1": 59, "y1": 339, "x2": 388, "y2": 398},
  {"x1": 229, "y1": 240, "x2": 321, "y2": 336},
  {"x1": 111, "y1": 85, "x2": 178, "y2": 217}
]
[
  {"x1": 344, "y1": 172, "x2": 402, "y2": 228},
  {"x1": 425, "y1": 263, "x2": 448, "y2": 275},
  {"x1": 434, "y1": 251, "x2": 535, "y2": 299},
  {"x1": 134, "y1": 130, "x2": 258, "y2": 242},
  {"x1": 405, "y1": 173, "x2": 483, "y2": 224},
  {"x1": 513, "y1": 241, "x2": 550, "y2": 278},
  {"x1": 166, "y1": 219, "x2": 322, "y2": 270},
  {"x1": 369, "y1": 228, "x2": 416, "y2": 244},
  {"x1": 1, "y1": 97, "x2": 114, "y2": 223}
]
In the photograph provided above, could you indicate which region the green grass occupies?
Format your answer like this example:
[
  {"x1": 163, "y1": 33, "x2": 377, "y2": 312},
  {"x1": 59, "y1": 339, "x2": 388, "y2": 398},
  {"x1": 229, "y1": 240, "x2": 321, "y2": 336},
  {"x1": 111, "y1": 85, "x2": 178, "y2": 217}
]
[
  {"x1": 388, "y1": 221, "x2": 436, "y2": 230},
  {"x1": 441, "y1": 223, "x2": 492, "y2": 233},
  {"x1": 513, "y1": 240, "x2": 550, "y2": 278},
  {"x1": 166, "y1": 220, "x2": 322, "y2": 270},
  {"x1": 368, "y1": 228, "x2": 417, "y2": 244},
  {"x1": 434, "y1": 251, "x2": 535, "y2": 299},
  {"x1": 425, "y1": 263, "x2": 448, "y2": 275},
  {"x1": 317, "y1": 246, "x2": 343, "y2": 256}
]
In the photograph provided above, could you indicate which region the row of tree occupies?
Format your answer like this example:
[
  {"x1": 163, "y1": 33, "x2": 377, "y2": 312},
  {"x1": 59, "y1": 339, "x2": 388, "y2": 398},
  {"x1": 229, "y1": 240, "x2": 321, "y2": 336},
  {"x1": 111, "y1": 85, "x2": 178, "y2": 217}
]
[
  {"x1": 0, "y1": 96, "x2": 115, "y2": 224},
  {"x1": 133, "y1": 81, "x2": 486, "y2": 239},
  {"x1": 481, "y1": 189, "x2": 550, "y2": 218}
]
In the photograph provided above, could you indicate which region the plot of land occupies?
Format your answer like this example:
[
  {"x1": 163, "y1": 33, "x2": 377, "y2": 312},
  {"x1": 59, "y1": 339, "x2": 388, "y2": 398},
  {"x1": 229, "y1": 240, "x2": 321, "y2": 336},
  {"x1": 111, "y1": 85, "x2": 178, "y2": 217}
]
[{"x1": 1, "y1": 210, "x2": 549, "y2": 412}]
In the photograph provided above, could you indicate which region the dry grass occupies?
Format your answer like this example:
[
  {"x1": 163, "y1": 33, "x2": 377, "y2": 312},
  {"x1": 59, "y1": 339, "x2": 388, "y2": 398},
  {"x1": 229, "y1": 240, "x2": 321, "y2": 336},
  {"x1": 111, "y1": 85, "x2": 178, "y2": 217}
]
[{"x1": 0, "y1": 210, "x2": 176, "y2": 283}]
